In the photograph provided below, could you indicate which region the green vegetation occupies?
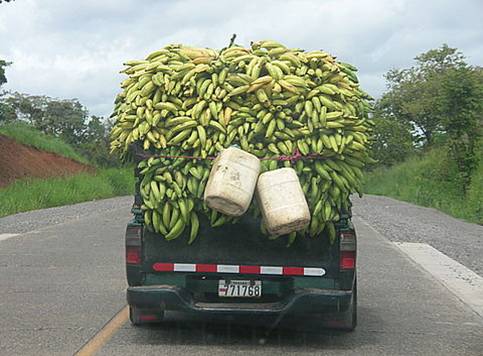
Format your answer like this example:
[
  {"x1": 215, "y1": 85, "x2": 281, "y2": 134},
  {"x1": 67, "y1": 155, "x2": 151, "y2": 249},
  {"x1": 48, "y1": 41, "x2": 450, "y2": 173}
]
[
  {"x1": 0, "y1": 121, "x2": 88, "y2": 164},
  {"x1": 367, "y1": 45, "x2": 482, "y2": 223},
  {"x1": 372, "y1": 45, "x2": 481, "y2": 182},
  {"x1": 1, "y1": 56, "x2": 117, "y2": 167},
  {"x1": 0, "y1": 58, "x2": 10, "y2": 87},
  {"x1": 364, "y1": 146, "x2": 482, "y2": 224},
  {"x1": 0, "y1": 167, "x2": 134, "y2": 217}
]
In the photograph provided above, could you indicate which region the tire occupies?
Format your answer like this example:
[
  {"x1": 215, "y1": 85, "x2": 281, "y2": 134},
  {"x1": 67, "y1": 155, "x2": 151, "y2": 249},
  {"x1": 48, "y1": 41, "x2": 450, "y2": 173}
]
[
  {"x1": 321, "y1": 277, "x2": 357, "y2": 332},
  {"x1": 339, "y1": 277, "x2": 357, "y2": 331},
  {"x1": 129, "y1": 306, "x2": 164, "y2": 326}
]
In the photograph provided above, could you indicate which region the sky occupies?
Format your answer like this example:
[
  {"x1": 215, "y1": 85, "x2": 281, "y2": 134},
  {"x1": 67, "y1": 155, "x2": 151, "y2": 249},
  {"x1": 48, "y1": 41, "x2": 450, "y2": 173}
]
[{"x1": 1, "y1": 0, "x2": 482, "y2": 117}]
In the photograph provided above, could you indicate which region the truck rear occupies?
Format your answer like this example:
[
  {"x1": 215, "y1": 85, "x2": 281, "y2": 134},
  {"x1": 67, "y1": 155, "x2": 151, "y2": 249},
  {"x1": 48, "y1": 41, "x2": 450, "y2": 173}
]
[
  {"x1": 112, "y1": 41, "x2": 371, "y2": 333},
  {"x1": 125, "y1": 186, "x2": 357, "y2": 330}
]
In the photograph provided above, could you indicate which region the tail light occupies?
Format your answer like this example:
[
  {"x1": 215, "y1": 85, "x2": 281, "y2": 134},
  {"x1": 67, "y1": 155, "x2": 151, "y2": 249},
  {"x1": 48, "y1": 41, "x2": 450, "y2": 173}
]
[
  {"x1": 339, "y1": 230, "x2": 356, "y2": 270},
  {"x1": 126, "y1": 246, "x2": 141, "y2": 264},
  {"x1": 126, "y1": 225, "x2": 142, "y2": 265}
]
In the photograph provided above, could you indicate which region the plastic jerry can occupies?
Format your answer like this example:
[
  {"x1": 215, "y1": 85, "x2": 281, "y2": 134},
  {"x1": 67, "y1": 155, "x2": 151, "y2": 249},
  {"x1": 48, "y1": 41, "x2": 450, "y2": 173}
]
[
  {"x1": 256, "y1": 167, "x2": 310, "y2": 236},
  {"x1": 204, "y1": 147, "x2": 261, "y2": 216}
]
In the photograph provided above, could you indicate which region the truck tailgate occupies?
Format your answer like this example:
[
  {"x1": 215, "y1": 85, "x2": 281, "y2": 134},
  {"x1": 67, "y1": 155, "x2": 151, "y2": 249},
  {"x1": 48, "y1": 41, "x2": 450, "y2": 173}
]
[{"x1": 142, "y1": 214, "x2": 339, "y2": 277}]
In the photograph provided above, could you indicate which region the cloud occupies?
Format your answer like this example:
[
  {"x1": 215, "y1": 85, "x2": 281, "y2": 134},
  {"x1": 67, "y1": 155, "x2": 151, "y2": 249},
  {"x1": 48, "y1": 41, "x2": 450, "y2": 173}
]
[{"x1": 1, "y1": 0, "x2": 482, "y2": 117}]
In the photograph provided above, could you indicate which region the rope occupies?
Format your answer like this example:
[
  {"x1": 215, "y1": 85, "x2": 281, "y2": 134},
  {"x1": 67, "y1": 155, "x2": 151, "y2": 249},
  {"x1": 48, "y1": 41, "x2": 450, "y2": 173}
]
[{"x1": 135, "y1": 148, "x2": 324, "y2": 163}]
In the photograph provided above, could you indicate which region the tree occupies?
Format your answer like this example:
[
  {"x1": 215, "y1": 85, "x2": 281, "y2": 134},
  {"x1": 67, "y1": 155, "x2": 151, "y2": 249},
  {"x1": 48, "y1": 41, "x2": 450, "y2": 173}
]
[
  {"x1": 0, "y1": 59, "x2": 13, "y2": 122},
  {"x1": 415, "y1": 44, "x2": 466, "y2": 73},
  {"x1": 0, "y1": 59, "x2": 11, "y2": 87},
  {"x1": 78, "y1": 116, "x2": 118, "y2": 166},
  {"x1": 82, "y1": 115, "x2": 106, "y2": 143},
  {"x1": 370, "y1": 106, "x2": 414, "y2": 166},
  {"x1": 438, "y1": 66, "x2": 482, "y2": 189},
  {"x1": 380, "y1": 44, "x2": 466, "y2": 146},
  {"x1": 4, "y1": 92, "x2": 88, "y2": 144},
  {"x1": 2, "y1": 92, "x2": 45, "y2": 123},
  {"x1": 0, "y1": 101, "x2": 16, "y2": 123},
  {"x1": 377, "y1": 45, "x2": 482, "y2": 190},
  {"x1": 41, "y1": 98, "x2": 88, "y2": 144}
]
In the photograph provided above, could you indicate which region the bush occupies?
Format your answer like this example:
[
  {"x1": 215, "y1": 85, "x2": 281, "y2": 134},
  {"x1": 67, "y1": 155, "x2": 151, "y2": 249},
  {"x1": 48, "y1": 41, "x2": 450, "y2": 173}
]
[
  {"x1": 369, "y1": 115, "x2": 414, "y2": 166},
  {"x1": 364, "y1": 147, "x2": 482, "y2": 224}
]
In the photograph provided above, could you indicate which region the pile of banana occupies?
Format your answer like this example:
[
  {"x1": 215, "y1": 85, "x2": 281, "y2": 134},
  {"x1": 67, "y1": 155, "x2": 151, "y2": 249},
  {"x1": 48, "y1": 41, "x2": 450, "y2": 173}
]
[{"x1": 110, "y1": 40, "x2": 374, "y2": 244}]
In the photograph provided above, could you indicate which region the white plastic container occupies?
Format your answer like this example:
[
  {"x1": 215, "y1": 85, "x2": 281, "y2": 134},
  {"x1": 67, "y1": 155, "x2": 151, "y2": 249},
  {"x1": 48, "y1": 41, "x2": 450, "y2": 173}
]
[
  {"x1": 204, "y1": 147, "x2": 261, "y2": 216},
  {"x1": 256, "y1": 167, "x2": 310, "y2": 236}
]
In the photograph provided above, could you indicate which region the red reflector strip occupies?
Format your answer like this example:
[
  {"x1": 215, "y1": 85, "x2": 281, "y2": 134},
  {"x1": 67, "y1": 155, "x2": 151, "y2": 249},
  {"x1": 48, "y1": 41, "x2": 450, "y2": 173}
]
[
  {"x1": 196, "y1": 264, "x2": 217, "y2": 273},
  {"x1": 340, "y1": 251, "x2": 356, "y2": 269},
  {"x1": 283, "y1": 266, "x2": 304, "y2": 275},
  {"x1": 152, "y1": 263, "x2": 325, "y2": 276},
  {"x1": 240, "y1": 265, "x2": 261, "y2": 274},
  {"x1": 152, "y1": 262, "x2": 174, "y2": 272}
]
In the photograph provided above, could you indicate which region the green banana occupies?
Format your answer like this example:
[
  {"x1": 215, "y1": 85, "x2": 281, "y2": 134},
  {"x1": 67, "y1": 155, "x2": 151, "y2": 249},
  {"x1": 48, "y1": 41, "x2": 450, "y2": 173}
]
[{"x1": 111, "y1": 41, "x2": 373, "y2": 244}]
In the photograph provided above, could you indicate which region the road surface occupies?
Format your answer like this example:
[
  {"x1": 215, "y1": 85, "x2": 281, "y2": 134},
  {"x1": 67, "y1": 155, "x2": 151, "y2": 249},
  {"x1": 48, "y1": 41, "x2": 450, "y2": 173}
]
[{"x1": 0, "y1": 195, "x2": 482, "y2": 355}]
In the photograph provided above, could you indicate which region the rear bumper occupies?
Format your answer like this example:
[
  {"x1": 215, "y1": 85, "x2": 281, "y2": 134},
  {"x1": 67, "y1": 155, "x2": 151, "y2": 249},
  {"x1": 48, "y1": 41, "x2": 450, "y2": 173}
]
[{"x1": 127, "y1": 285, "x2": 353, "y2": 316}]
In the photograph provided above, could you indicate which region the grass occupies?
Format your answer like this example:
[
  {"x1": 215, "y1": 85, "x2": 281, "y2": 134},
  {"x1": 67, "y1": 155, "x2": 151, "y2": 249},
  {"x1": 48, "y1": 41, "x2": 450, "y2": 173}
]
[
  {"x1": 0, "y1": 167, "x2": 134, "y2": 217},
  {"x1": 364, "y1": 147, "x2": 482, "y2": 224},
  {"x1": 0, "y1": 122, "x2": 88, "y2": 164}
]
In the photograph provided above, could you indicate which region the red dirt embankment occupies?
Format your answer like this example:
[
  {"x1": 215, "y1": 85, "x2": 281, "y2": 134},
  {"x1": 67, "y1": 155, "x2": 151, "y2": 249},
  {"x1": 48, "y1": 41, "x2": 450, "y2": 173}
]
[{"x1": 0, "y1": 135, "x2": 94, "y2": 187}]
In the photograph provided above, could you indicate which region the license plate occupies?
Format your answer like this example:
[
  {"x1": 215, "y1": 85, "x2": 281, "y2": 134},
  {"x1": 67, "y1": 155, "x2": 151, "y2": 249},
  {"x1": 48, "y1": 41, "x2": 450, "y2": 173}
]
[{"x1": 218, "y1": 280, "x2": 262, "y2": 298}]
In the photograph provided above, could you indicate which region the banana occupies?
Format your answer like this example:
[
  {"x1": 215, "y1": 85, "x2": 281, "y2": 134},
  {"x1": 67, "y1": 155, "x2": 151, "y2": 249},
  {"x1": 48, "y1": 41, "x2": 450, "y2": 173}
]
[
  {"x1": 144, "y1": 210, "x2": 152, "y2": 227},
  {"x1": 111, "y1": 41, "x2": 373, "y2": 243},
  {"x1": 278, "y1": 79, "x2": 299, "y2": 93},
  {"x1": 150, "y1": 181, "x2": 161, "y2": 201},
  {"x1": 227, "y1": 84, "x2": 249, "y2": 97},
  {"x1": 165, "y1": 218, "x2": 185, "y2": 240},
  {"x1": 178, "y1": 199, "x2": 189, "y2": 223},
  {"x1": 329, "y1": 135, "x2": 338, "y2": 152},
  {"x1": 315, "y1": 161, "x2": 332, "y2": 181},
  {"x1": 188, "y1": 212, "x2": 200, "y2": 244},
  {"x1": 169, "y1": 120, "x2": 198, "y2": 136},
  {"x1": 209, "y1": 120, "x2": 227, "y2": 133},
  {"x1": 287, "y1": 231, "x2": 297, "y2": 246},
  {"x1": 154, "y1": 102, "x2": 178, "y2": 113},
  {"x1": 248, "y1": 76, "x2": 273, "y2": 93},
  {"x1": 168, "y1": 129, "x2": 192, "y2": 145},
  {"x1": 326, "y1": 111, "x2": 343, "y2": 120},
  {"x1": 265, "y1": 119, "x2": 277, "y2": 138}
]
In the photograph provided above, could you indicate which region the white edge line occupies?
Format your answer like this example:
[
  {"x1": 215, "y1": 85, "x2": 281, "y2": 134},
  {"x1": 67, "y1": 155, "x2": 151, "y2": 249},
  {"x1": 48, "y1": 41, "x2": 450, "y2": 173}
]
[
  {"x1": 394, "y1": 242, "x2": 483, "y2": 320},
  {"x1": 0, "y1": 233, "x2": 19, "y2": 242}
]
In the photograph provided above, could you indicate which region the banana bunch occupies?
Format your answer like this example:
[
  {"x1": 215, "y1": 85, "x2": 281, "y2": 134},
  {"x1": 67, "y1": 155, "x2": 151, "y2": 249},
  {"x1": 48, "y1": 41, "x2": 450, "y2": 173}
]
[{"x1": 110, "y1": 40, "x2": 374, "y2": 244}]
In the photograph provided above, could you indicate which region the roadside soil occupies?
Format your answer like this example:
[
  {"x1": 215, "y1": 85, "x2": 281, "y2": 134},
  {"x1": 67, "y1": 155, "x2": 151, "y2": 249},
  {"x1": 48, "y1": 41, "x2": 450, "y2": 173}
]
[{"x1": 0, "y1": 134, "x2": 94, "y2": 187}]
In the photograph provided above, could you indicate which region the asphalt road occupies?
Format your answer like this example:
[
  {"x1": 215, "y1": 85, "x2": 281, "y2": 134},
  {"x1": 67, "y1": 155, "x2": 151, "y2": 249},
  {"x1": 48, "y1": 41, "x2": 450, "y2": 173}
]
[
  {"x1": 353, "y1": 195, "x2": 483, "y2": 275},
  {"x1": 0, "y1": 196, "x2": 482, "y2": 355}
]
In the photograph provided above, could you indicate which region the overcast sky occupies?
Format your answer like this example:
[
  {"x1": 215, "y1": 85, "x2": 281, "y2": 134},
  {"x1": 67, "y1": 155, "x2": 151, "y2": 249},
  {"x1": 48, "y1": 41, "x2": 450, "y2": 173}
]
[{"x1": 1, "y1": 0, "x2": 482, "y2": 117}]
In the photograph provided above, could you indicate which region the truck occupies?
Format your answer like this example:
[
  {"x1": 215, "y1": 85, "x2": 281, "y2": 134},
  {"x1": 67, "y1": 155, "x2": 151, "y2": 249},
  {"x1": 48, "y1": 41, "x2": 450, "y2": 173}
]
[{"x1": 125, "y1": 147, "x2": 358, "y2": 331}]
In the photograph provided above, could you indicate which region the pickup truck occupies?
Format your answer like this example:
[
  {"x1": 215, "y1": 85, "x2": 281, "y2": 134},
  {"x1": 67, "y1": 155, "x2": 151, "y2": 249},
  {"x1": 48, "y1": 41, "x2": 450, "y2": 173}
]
[{"x1": 125, "y1": 164, "x2": 358, "y2": 331}]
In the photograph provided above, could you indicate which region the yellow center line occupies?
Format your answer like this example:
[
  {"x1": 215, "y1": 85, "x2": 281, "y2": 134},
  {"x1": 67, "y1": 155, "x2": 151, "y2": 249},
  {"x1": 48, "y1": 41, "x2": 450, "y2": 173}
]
[{"x1": 74, "y1": 305, "x2": 129, "y2": 356}]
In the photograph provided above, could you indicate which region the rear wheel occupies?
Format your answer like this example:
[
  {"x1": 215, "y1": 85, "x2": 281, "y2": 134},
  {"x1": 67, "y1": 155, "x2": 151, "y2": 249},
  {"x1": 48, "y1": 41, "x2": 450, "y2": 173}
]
[
  {"x1": 339, "y1": 277, "x2": 357, "y2": 331},
  {"x1": 320, "y1": 277, "x2": 357, "y2": 331},
  {"x1": 129, "y1": 306, "x2": 164, "y2": 326}
]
